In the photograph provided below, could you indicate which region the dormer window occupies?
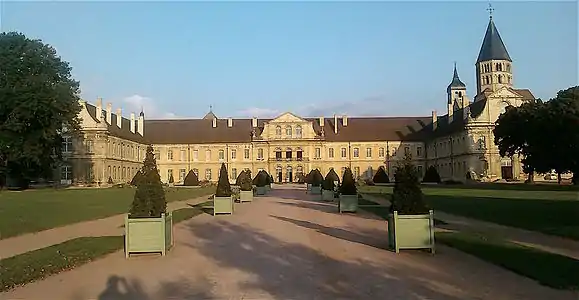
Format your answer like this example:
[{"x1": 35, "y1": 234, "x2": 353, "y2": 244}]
[
  {"x1": 285, "y1": 125, "x2": 292, "y2": 137},
  {"x1": 295, "y1": 125, "x2": 302, "y2": 138},
  {"x1": 275, "y1": 126, "x2": 282, "y2": 137}
]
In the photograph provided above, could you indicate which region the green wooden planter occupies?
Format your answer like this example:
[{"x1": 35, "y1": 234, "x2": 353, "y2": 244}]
[
  {"x1": 388, "y1": 210, "x2": 435, "y2": 254},
  {"x1": 339, "y1": 194, "x2": 358, "y2": 213},
  {"x1": 266, "y1": 184, "x2": 271, "y2": 191},
  {"x1": 306, "y1": 184, "x2": 312, "y2": 192},
  {"x1": 322, "y1": 189, "x2": 334, "y2": 201},
  {"x1": 256, "y1": 186, "x2": 266, "y2": 195},
  {"x1": 125, "y1": 213, "x2": 173, "y2": 258},
  {"x1": 310, "y1": 185, "x2": 322, "y2": 195},
  {"x1": 213, "y1": 196, "x2": 234, "y2": 215},
  {"x1": 239, "y1": 190, "x2": 253, "y2": 202}
]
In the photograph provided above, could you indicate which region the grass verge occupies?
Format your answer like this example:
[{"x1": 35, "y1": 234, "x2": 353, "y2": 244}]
[{"x1": 437, "y1": 231, "x2": 579, "y2": 290}]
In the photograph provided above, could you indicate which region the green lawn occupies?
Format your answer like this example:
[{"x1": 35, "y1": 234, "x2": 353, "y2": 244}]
[
  {"x1": 437, "y1": 232, "x2": 579, "y2": 290},
  {"x1": 0, "y1": 186, "x2": 214, "y2": 239},
  {"x1": 360, "y1": 185, "x2": 579, "y2": 240}
]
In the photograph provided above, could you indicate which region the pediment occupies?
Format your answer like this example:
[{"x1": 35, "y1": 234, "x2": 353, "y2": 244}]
[
  {"x1": 489, "y1": 87, "x2": 522, "y2": 99},
  {"x1": 269, "y1": 112, "x2": 307, "y2": 123}
]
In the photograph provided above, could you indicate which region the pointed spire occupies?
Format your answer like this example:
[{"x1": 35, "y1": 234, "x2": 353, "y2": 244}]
[
  {"x1": 476, "y1": 6, "x2": 512, "y2": 63},
  {"x1": 203, "y1": 105, "x2": 217, "y2": 120},
  {"x1": 139, "y1": 106, "x2": 144, "y2": 117},
  {"x1": 447, "y1": 63, "x2": 466, "y2": 93}
]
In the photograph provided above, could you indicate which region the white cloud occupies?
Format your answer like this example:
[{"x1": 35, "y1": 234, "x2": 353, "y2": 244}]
[
  {"x1": 297, "y1": 95, "x2": 429, "y2": 117},
  {"x1": 235, "y1": 107, "x2": 281, "y2": 118},
  {"x1": 122, "y1": 94, "x2": 176, "y2": 119}
]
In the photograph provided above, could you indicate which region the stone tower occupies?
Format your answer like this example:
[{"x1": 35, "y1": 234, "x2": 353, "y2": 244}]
[
  {"x1": 447, "y1": 63, "x2": 468, "y2": 122},
  {"x1": 475, "y1": 14, "x2": 513, "y2": 95}
]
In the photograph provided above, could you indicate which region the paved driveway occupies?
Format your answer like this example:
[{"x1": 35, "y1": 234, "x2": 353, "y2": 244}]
[{"x1": 2, "y1": 185, "x2": 576, "y2": 300}]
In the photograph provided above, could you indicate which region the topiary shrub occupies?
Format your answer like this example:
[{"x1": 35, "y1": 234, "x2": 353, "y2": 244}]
[
  {"x1": 422, "y1": 166, "x2": 441, "y2": 183},
  {"x1": 297, "y1": 173, "x2": 305, "y2": 184},
  {"x1": 310, "y1": 169, "x2": 323, "y2": 187},
  {"x1": 372, "y1": 166, "x2": 390, "y2": 183},
  {"x1": 168, "y1": 173, "x2": 174, "y2": 184},
  {"x1": 255, "y1": 171, "x2": 267, "y2": 187},
  {"x1": 238, "y1": 171, "x2": 253, "y2": 191},
  {"x1": 235, "y1": 170, "x2": 245, "y2": 186},
  {"x1": 305, "y1": 170, "x2": 314, "y2": 184},
  {"x1": 390, "y1": 154, "x2": 429, "y2": 215},
  {"x1": 130, "y1": 171, "x2": 142, "y2": 186},
  {"x1": 215, "y1": 163, "x2": 232, "y2": 197},
  {"x1": 339, "y1": 168, "x2": 357, "y2": 195},
  {"x1": 129, "y1": 145, "x2": 167, "y2": 218},
  {"x1": 326, "y1": 169, "x2": 340, "y2": 184},
  {"x1": 107, "y1": 176, "x2": 113, "y2": 184},
  {"x1": 322, "y1": 173, "x2": 335, "y2": 191},
  {"x1": 183, "y1": 170, "x2": 199, "y2": 186}
]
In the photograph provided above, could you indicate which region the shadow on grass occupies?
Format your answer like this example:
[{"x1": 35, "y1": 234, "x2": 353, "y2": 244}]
[{"x1": 181, "y1": 220, "x2": 465, "y2": 300}]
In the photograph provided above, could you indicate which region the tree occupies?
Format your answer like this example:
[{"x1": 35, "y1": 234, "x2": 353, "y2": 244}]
[
  {"x1": 372, "y1": 166, "x2": 390, "y2": 183},
  {"x1": 310, "y1": 169, "x2": 323, "y2": 187},
  {"x1": 130, "y1": 170, "x2": 143, "y2": 186},
  {"x1": 129, "y1": 145, "x2": 166, "y2": 218},
  {"x1": 215, "y1": 163, "x2": 232, "y2": 197},
  {"x1": 235, "y1": 170, "x2": 245, "y2": 186},
  {"x1": 422, "y1": 166, "x2": 441, "y2": 183},
  {"x1": 339, "y1": 168, "x2": 357, "y2": 195},
  {"x1": 390, "y1": 154, "x2": 429, "y2": 215},
  {"x1": 0, "y1": 32, "x2": 82, "y2": 189},
  {"x1": 255, "y1": 171, "x2": 267, "y2": 187},
  {"x1": 183, "y1": 170, "x2": 199, "y2": 186},
  {"x1": 238, "y1": 171, "x2": 253, "y2": 191}
]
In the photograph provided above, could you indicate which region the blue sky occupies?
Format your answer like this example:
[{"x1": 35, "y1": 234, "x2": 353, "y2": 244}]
[{"x1": 1, "y1": 1, "x2": 577, "y2": 119}]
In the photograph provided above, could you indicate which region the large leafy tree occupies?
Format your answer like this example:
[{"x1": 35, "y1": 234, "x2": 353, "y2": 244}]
[{"x1": 0, "y1": 32, "x2": 81, "y2": 188}]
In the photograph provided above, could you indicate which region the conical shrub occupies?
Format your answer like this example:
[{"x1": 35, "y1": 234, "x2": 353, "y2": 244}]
[
  {"x1": 130, "y1": 170, "x2": 143, "y2": 186},
  {"x1": 422, "y1": 165, "x2": 441, "y2": 183},
  {"x1": 215, "y1": 163, "x2": 232, "y2": 197},
  {"x1": 372, "y1": 166, "x2": 390, "y2": 183},
  {"x1": 390, "y1": 154, "x2": 429, "y2": 215},
  {"x1": 235, "y1": 170, "x2": 245, "y2": 186},
  {"x1": 129, "y1": 145, "x2": 166, "y2": 218},
  {"x1": 183, "y1": 170, "x2": 199, "y2": 186},
  {"x1": 339, "y1": 168, "x2": 357, "y2": 195},
  {"x1": 238, "y1": 171, "x2": 253, "y2": 191},
  {"x1": 311, "y1": 169, "x2": 323, "y2": 187}
]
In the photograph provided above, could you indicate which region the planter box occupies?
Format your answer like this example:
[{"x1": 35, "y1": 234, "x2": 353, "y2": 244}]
[
  {"x1": 306, "y1": 183, "x2": 312, "y2": 192},
  {"x1": 125, "y1": 213, "x2": 173, "y2": 258},
  {"x1": 256, "y1": 186, "x2": 266, "y2": 195},
  {"x1": 388, "y1": 210, "x2": 435, "y2": 254},
  {"x1": 266, "y1": 184, "x2": 271, "y2": 192},
  {"x1": 213, "y1": 196, "x2": 234, "y2": 215},
  {"x1": 322, "y1": 189, "x2": 334, "y2": 201},
  {"x1": 310, "y1": 185, "x2": 322, "y2": 195},
  {"x1": 239, "y1": 190, "x2": 253, "y2": 202},
  {"x1": 339, "y1": 194, "x2": 358, "y2": 213}
]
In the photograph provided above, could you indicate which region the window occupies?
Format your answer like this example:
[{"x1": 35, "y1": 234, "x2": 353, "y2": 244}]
[
  {"x1": 85, "y1": 140, "x2": 94, "y2": 153},
  {"x1": 366, "y1": 148, "x2": 372, "y2": 158},
  {"x1": 392, "y1": 149, "x2": 397, "y2": 157},
  {"x1": 328, "y1": 148, "x2": 334, "y2": 158},
  {"x1": 193, "y1": 168, "x2": 199, "y2": 176},
  {"x1": 276, "y1": 126, "x2": 282, "y2": 137},
  {"x1": 167, "y1": 150, "x2": 173, "y2": 160},
  {"x1": 354, "y1": 167, "x2": 360, "y2": 178},
  {"x1": 416, "y1": 147, "x2": 422, "y2": 157},
  {"x1": 62, "y1": 136, "x2": 73, "y2": 153},
  {"x1": 257, "y1": 148, "x2": 264, "y2": 159},
  {"x1": 498, "y1": 74, "x2": 503, "y2": 84},
  {"x1": 61, "y1": 165, "x2": 72, "y2": 180},
  {"x1": 315, "y1": 147, "x2": 321, "y2": 158},
  {"x1": 179, "y1": 169, "x2": 186, "y2": 182},
  {"x1": 113, "y1": 166, "x2": 117, "y2": 180},
  {"x1": 296, "y1": 149, "x2": 303, "y2": 160},
  {"x1": 296, "y1": 125, "x2": 302, "y2": 138},
  {"x1": 341, "y1": 148, "x2": 347, "y2": 158},
  {"x1": 108, "y1": 166, "x2": 111, "y2": 177},
  {"x1": 231, "y1": 168, "x2": 237, "y2": 180},
  {"x1": 353, "y1": 148, "x2": 359, "y2": 158},
  {"x1": 417, "y1": 166, "x2": 423, "y2": 177},
  {"x1": 180, "y1": 150, "x2": 186, "y2": 161},
  {"x1": 231, "y1": 149, "x2": 237, "y2": 160},
  {"x1": 404, "y1": 146, "x2": 410, "y2": 156},
  {"x1": 275, "y1": 149, "x2": 282, "y2": 160},
  {"x1": 379, "y1": 147, "x2": 385, "y2": 157},
  {"x1": 286, "y1": 149, "x2": 292, "y2": 159},
  {"x1": 218, "y1": 149, "x2": 225, "y2": 160},
  {"x1": 123, "y1": 167, "x2": 126, "y2": 179},
  {"x1": 167, "y1": 169, "x2": 173, "y2": 182},
  {"x1": 205, "y1": 169, "x2": 212, "y2": 180},
  {"x1": 193, "y1": 150, "x2": 199, "y2": 161},
  {"x1": 244, "y1": 148, "x2": 250, "y2": 159},
  {"x1": 205, "y1": 150, "x2": 211, "y2": 161},
  {"x1": 285, "y1": 125, "x2": 292, "y2": 137},
  {"x1": 154, "y1": 150, "x2": 161, "y2": 160}
]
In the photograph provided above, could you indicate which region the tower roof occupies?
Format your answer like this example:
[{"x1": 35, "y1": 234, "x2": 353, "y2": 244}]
[
  {"x1": 447, "y1": 63, "x2": 466, "y2": 92},
  {"x1": 203, "y1": 105, "x2": 217, "y2": 120},
  {"x1": 477, "y1": 18, "x2": 512, "y2": 63}
]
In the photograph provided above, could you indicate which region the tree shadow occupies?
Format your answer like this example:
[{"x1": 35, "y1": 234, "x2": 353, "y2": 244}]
[
  {"x1": 182, "y1": 221, "x2": 465, "y2": 299},
  {"x1": 92, "y1": 275, "x2": 213, "y2": 300}
]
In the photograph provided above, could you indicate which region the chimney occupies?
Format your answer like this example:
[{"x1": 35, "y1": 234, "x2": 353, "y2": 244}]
[
  {"x1": 130, "y1": 113, "x2": 136, "y2": 133},
  {"x1": 333, "y1": 114, "x2": 338, "y2": 134},
  {"x1": 137, "y1": 112, "x2": 144, "y2": 136},
  {"x1": 319, "y1": 117, "x2": 324, "y2": 127},
  {"x1": 212, "y1": 117, "x2": 217, "y2": 128},
  {"x1": 228, "y1": 117, "x2": 233, "y2": 127},
  {"x1": 106, "y1": 103, "x2": 112, "y2": 125},
  {"x1": 342, "y1": 115, "x2": 348, "y2": 127},
  {"x1": 252, "y1": 117, "x2": 258, "y2": 127},
  {"x1": 116, "y1": 108, "x2": 122, "y2": 128},
  {"x1": 96, "y1": 98, "x2": 103, "y2": 121},
  {"x1": 432, "y1": 110, "x2": 438, "y2": 130}
]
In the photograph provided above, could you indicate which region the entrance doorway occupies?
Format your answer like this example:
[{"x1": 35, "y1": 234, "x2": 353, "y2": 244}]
[
  {"x1": 287, "y1": 166, "x2": 293, "y2": 183},
  {"x1": 276, "y1": 166, "x2": 282, "y2": 183},
  {"x1": 501, "y1": 166, "x2": 513, "y2": 180}
]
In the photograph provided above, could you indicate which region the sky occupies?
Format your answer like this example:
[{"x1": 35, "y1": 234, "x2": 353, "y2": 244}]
[{"x1": 1, "y1": 1, "x2": 577, "y2": 119}]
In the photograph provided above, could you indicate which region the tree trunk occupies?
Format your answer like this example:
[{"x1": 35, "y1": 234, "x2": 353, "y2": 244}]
[
  {"x1": 525, "y1": 171, "x2": 535, "y2": 184},
  {"x1": 557, "y1": 172, "x2": 562, "y2": 185}
]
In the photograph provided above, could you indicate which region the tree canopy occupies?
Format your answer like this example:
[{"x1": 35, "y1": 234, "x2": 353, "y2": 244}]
[
  {"x1": 494, "y1": 86, "x2": 579, "y2": 184},
  {"x1": 0, "y1": 32, "x2": 82, "y2": 188}
]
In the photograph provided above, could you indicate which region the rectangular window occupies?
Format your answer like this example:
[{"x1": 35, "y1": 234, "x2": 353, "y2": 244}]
[
  {"x1": 257, "y1": 148, "x2": 264, "y2": 159},
  {"x1": 328, "y1": 148, "x2": 334, "y2": 158},
  {"x1": 416, "y1": 146, "x2": 422, "y2": 157},
  {"x1": 180, "y1": 150, "x2": 186, "y2": 161},
  {"x1": 62, "y1": 136, "x2": 73, "y2": 153},
  {"x1": 154, "y1": 150, "x2": 161, "y2": 160},
  {"x1": 286, "y1": 150, "x2": 292, "y2": 159},
  {"x1": 193, "y1": 168, "x2": 199, "y2": 176},
  {"x1": 354, "y1": 167, "x2": 360, "y2": 178},
  {"x1": 404, "y1": 146, "x2": 410, "y2": 156},
  {"x1": 315, "y1": 148, "x2": 321, "y2": 158},
  {"x1": 231, "y1": 149, "x2": 237, "y2": 160},
  {"x1": 341, "y1": 148, "x2": 347, "y2": 158},
  {"x1": 85, "y1": 140, "x2": 94, "y2": 154},
  {"x1": 417, "y1": 166, "x2": 423, "y2": 178},
  {"x1": 231, "y1": 168, "x2": 237, "y2": 180},
  {"x1": 379, "y1": 147, "x2": 385, "y2": 157},
  {"x1": 353, "y1": 148, "x2": 359, "y2": 158},
  {"x1": 205, "y1": 168, "x2": 212, "y2": 180},
  {"x1": 193, "y1": 150, "x2": 199, "y2": 161},
  {"x1": 179, "y1": 169, "x2": 186, "y2": 181},
  {"x1": 205, "y1": 150, "x2": 211, "y2": 161},
  {"x1": 167, "y1": 150, "x2": 173, "y2": 160},
  {"x1": 219, "y1": 150, "x2": 225, "y2": 160},
  {"x1": 61, "y1": 165, "x2": 72, "y2": 180},
  {"x1": 167, "y1": 169, "x2": 173, "y2": 182},
  {"x1": 244, "y1": 148, "x2": 250, "y2": 159},
  {"x1": 366, "y1": 147, "x2": 372, "y2": 158}
]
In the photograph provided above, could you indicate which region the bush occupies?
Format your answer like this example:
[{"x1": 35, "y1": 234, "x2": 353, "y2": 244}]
[
  {"x1": 297, "y1": 173, "x2": 305, "y2": 183},
  {"x1": 215, "y1": 163, "x2": 232, "y2": 197},
  {"x1": 339, "y1": 168, "x2": 357, "y2": 195},
  {"x1": 235, "y1": 170, "x2": 245, "y2": 186},
  {"x1": 372, "y1": 166, "x2": 390, "y2": 183},
  {"x1": 423, "y1": 165, "x2": 441, "y2": 183},
  {"x1": 129, "y1": 145, "x2": 167, "y2": 218},
  {"x1": 322, "y1": 169, "x2": 340, "y2": 190},
  {"x1": 168, "y1": 173, "x2": 174, "y2": 184},
  {"x1": 310, "y1": 169, "x2": 323, "y2": 187},
  {"x1": 183, "y1": 170, "x2": 199, "y2": 186},
  {"x1": 130, "y1": 171, "x2": 142, "y2": 186},
  {"x1": 107, "y1": 176, "x2": 113, "y2": 184},
  {"x1": 326, "y1": 169, "x2": 340, "y2": 184},
  {"x1": 305, "y1": 170, "x2": 314, "y2": 184},
  {"x1": 255, "y1": 171, "x2": 267, "y2": 187},
  {"x1": 238, "y1": 171, "x2": 253, "y2": 191},
  {"x1": 390, "y1": 154, "x2": 429, "y2": 215}
]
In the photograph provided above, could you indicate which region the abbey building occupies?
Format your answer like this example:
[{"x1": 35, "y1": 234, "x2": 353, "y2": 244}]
[{"x1": 61, "y1": 15, "x2": 535, "y2": 185}]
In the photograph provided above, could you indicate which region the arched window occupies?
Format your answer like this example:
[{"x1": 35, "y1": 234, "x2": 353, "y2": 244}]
[
  {"x1": 498, "y1": 75, "x2": 503, "y2": 84},
  {"x1": 506, "y1": 63, "x2": 511, "y2": 72},
  {"x1": 295, "y1": 125, "x2": 302, "y2": 138},
  {"x1": 496, "y1": 63, "x2": 502, "y2": 71},
  {"x1": 275, "y1": 126, "x2": 282, "y2": 137},
  {"x1": 285, "y1": 125, "x2": 292, "y2": 137}
]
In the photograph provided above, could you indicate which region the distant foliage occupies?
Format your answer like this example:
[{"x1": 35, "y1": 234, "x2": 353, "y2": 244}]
[
  {"x1": 238, "y1": 171, "x2": 253, "y2": 191},
  {"x1": 422, "y1": 166, "x2": 441, "y2": 183},
  {"x1": 390, "y1": 154, "x2": 429, "y2": 215},
  {"x1": 129, "y1": 145, "x2": 167, "y2": 218},
  {"x1": 130, "y1": 171, "x2": 143, "y2": 186},
  {"x1": 372, "y1": 166, "x2": 390, "y2": 183},
  {"x1": 183, "y1": 170, "x2": 199, "y2": 186},
  {"x1": 215, "y1": 163, "x2": 232, "y2": 197},
  {"x1": 339, "y1": 168, "x2": 358, "y2": 195}
]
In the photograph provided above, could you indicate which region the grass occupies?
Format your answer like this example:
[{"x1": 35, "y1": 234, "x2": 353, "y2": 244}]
[
  {"x1": 437, "y1": 231, "x2": 579, "y2": 290},
  {"x1": 360, "y1": 185, "x2": 579, "y2": 240},
  {"x1": 0, "y1": 186, "x2": 214, "y2": 239},
  {"x1": 0, "y1": 236, "x2": 124, "y2": 292}
]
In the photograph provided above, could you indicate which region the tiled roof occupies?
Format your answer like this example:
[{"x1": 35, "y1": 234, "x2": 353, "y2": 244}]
[
  {"x1": 85, "y1": 103, "x2": 147, "y2": 144},
  {"x1": 477, "y1": 18, "x2": 512, "y2": 63}
]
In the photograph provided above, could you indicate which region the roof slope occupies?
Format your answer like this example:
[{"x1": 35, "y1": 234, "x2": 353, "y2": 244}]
[
  {"x1": 85, "y1": 103, "x2": 147, "y2": 143},
  {"x1": 476, "y1": 18, "x2": 512, "y2": 63}
]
